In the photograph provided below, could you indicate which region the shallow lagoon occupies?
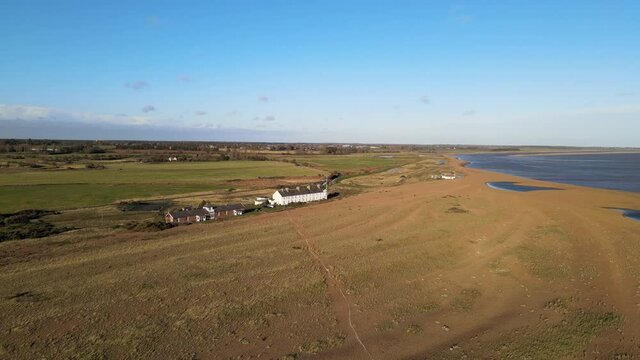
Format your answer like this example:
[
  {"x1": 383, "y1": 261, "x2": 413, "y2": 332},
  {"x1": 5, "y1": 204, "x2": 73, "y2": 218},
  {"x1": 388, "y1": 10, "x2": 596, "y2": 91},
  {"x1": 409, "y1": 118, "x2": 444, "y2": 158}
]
[
  {"x1": 619, "y1": 209, "x2": 640, "y2": 222},
  {"x1": 486, "y1": 181, "x2": 560, "y2": 192}
]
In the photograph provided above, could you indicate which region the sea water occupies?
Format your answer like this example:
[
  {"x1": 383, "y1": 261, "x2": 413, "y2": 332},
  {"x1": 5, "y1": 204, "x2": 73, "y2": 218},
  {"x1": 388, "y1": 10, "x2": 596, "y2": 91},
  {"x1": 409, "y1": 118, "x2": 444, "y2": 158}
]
[{"x1": 459, "y1": 152, "x2": 640, "y2": 193}]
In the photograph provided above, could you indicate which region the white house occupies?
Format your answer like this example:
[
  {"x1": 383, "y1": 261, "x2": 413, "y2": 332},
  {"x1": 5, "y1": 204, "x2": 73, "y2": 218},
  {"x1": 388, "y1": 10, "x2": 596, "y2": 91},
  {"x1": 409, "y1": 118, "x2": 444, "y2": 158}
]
[
  {"x1": 202, "y1": 203, "x2": 216, "y2": 215},
  {"x1": 272, "y1": 182, "x2": 327, "y2": 206},
  {"x1": 441, "y1": 172, "x2": 456, "y2": 180}
]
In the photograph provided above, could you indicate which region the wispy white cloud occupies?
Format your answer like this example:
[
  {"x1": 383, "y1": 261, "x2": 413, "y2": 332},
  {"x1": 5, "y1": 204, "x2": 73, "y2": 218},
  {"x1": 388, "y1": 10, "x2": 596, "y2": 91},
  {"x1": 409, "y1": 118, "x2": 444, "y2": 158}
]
[
  {"x1": 568, "y1": 105, "x2": 640, "y2": 116},
  {"x1": 0, "y1": 104, "x2": 303, "y2": 142},
  {"x1": 0, "y1": 118, "x2": 297, "y2": 142},
  {"x1": 195, "y1": 111, "x2": 207, "y2": 116},
  {"x1": 125, "y1": 80, "x2": 149, "y2": 90},
  {"x1": 146, "y1": 15, "x2": 161, "y2": 28},
  {"x1": 142, "y1": 105, "x2": 156, "y2": 113},
  {"x1": 253, "y1": 115, "x2": 276, "y2": 122},
  {"x1": 0, "y1": 104, "x2": 152, "y2": 125},
  {"x1": 449, "y1": 5, "x2": 473, "y2": 24}
]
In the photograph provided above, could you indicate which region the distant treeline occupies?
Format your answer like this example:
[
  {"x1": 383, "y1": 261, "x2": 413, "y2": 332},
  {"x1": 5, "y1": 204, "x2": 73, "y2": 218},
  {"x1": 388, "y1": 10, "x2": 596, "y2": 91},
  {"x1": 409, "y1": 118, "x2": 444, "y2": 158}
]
[
  {"x1": 2, "y1": 139, "x2": 442, "y2": 154},
  {"x1": 1, "y1": 138, "x2": 527, "y2": 159},
  {"x1": 0, "y1": 139, "x2": 106, "y2": 154}
]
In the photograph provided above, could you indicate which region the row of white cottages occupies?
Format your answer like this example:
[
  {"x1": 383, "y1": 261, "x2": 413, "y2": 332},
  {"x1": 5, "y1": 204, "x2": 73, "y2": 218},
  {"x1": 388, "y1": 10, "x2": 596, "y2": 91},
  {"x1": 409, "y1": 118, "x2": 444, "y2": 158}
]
[
  {"x1": 271, "y1": 182, "x2": 328, "y2": 206},
  {"x1": 264, "y1": 173, "x2": 455, "y2": 206}
]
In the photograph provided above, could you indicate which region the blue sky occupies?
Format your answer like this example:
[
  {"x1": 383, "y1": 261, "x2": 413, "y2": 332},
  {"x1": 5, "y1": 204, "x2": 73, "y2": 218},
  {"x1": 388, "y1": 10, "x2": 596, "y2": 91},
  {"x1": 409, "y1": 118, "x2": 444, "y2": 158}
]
[{"x1": 1, "y1": 1, "x2": 639, "y2": 146}]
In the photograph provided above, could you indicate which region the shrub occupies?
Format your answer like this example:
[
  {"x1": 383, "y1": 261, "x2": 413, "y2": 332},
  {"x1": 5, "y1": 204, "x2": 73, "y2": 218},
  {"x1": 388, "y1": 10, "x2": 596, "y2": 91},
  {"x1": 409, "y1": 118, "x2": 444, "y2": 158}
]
[
  {"x1": 1, "y1": 209, "x2": 57, "y2": 225},
  {"x1": 122, "y1": 220, "x2": 175, "y2": 232},
  {"x1": 85, "y1": 163, "x2": 106, "y2": 169},
  {"x1": 0, "y1": 209, "x2": 70, "y2": 242},
  {"x1": 0, "y1": 221, "x2": 71, "y2": 242},
  {"x1": 117, "y1": 200, "x2": 172, "y2": 212}
]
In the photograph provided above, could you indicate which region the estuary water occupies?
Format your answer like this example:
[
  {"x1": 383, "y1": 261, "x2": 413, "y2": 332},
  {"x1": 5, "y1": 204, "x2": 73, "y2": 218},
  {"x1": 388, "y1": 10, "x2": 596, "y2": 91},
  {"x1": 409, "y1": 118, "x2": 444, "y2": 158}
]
[{"x1": 458, "y1": 152, "x2": 640, "y2": 193}]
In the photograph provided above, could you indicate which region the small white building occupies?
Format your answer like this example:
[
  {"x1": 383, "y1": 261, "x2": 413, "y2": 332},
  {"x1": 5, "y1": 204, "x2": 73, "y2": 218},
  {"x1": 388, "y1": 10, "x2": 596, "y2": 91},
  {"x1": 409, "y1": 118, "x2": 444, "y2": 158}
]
[
  {"x1": 202, "y1": 203, "x2": 216, "y2": 215},
  {"x1": 254, "y1": 197, "x2": 269, "y2": 206},
  {"x1": 441, "y1": 172, "x2": 456, "y2": 180},
  {"x1": 272, "y1": 182, "x2": 327, "y2": 206}
]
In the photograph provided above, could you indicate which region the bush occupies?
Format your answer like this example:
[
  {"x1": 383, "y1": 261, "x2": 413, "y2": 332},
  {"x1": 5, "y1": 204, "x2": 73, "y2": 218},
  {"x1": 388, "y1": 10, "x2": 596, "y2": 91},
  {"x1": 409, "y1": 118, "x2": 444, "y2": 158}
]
[
  {"x1": 0, "y1": 221, "x2": 71, "y2": 242},
  {"x1": 85, "y1": 163, "x2": 106, "y2": 169},
  {"x1": 117, "y1": 200, "x2": 172, "y2": 212},
  {"x1": 0, "y1": 209, "x2": 70, "y2": 242},
  {"x1": 85, "y1": 147, "x2": 106, "y2": 154},
  {"x1": 1, "y1": 209, "x2": 57, "y2": 225},
  {"x1": 121, "y1": 220, "x2": 175, "y2": 232}
]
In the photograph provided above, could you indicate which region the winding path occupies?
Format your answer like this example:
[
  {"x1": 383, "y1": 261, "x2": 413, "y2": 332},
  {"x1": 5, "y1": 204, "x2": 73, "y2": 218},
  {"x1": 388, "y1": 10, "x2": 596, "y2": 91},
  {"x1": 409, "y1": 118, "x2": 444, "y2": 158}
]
[{"x1": 288, "y1": 215, "x2": 373, "y2": 359}]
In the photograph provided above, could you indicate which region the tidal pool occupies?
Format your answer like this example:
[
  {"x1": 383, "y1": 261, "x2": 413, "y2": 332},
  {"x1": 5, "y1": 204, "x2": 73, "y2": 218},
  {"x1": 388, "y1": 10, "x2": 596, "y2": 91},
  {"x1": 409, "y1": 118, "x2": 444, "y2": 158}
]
[{"x1": 486, "y1": 181, "x2": 561, "y2": 192}]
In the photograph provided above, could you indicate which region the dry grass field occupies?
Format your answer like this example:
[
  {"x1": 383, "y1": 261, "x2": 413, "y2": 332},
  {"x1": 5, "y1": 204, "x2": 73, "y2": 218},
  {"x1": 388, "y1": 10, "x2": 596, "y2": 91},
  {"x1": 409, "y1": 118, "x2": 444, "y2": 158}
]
[{"x1": 1, "y1": 158, "x2": 640, "y2": 359}]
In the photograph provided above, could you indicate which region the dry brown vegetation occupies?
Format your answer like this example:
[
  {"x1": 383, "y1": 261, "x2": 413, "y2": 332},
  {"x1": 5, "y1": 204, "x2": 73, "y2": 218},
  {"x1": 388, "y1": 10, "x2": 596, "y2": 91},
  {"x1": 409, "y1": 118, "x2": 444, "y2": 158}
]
[{"x1": 1, "y1": 157, "x2": 640, "y2": 359}]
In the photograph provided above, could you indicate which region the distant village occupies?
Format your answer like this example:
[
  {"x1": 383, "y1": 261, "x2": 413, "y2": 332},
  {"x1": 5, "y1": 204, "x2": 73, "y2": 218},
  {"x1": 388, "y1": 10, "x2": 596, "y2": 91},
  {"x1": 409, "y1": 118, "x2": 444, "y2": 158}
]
[{"x1": 164, "y1": 181, "x2": 329, "y2": 224}]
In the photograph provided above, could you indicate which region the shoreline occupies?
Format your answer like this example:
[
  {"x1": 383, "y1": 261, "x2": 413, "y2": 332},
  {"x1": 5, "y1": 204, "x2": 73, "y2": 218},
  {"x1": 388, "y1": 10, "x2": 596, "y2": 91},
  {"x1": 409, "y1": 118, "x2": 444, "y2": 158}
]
[
  {"x1": 455, "y1": 153, "x2": 640, "y2": 194},
  {"x1": 510, "y1": 150, "x2": 640, "y2": 157}
]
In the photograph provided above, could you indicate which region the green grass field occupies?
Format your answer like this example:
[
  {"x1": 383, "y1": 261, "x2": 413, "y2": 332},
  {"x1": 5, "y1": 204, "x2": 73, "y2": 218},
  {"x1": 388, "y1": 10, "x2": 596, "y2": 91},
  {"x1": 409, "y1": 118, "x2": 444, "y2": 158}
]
[
  {"x1": 0, "y1": 161, "x2": 321, "y2": 212},
  {"x1": 286, "y1": 153, "x2": 421, "y2": 172}
]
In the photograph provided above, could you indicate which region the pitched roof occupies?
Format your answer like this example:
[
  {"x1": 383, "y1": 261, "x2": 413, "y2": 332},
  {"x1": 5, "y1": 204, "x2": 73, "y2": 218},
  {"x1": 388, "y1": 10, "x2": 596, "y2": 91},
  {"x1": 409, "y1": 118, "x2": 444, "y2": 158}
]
[
  {"x1": 276, "y1": 182, "x2": 326, "y2": 197},
  {"x1": 215, "y1": 203, "x2": 245, "y2": 212},
  {"x1": 168, "y1": 208, "x2": 210, "y2": 219}
]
